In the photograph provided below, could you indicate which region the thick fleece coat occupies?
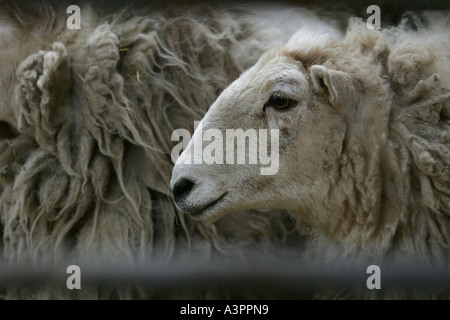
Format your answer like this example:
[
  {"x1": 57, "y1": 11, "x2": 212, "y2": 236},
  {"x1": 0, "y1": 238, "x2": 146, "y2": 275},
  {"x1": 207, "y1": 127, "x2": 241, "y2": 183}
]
[{"x1": 0, "y1": 2, "x2": 334, "y2": 298}]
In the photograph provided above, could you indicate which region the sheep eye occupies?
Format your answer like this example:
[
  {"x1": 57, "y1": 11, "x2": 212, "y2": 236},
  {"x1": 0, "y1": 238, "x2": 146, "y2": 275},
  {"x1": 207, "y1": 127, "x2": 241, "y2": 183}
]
[{"x1": 267, "y1": 93, "x2": 296, "y2": 111}]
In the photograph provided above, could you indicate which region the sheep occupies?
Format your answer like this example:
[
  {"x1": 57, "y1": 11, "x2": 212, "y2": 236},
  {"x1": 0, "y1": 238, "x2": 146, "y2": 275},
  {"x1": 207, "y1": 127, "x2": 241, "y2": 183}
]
[
  {"x1": 0, "y1": 1, "x2": 341, "y2": 299},
  {"x1": 171, "y1": 15, "x2": 450, "y2": 298}
]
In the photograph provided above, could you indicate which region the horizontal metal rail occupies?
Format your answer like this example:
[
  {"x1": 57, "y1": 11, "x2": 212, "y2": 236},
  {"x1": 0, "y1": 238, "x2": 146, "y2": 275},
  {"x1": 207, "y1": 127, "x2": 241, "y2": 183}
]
[{"x1": 0, "y1": 257, "x2": 448, "y2": 293}]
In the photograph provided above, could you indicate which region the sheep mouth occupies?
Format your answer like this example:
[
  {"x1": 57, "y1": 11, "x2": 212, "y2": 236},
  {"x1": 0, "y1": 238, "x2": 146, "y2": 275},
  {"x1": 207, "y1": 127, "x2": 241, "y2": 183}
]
[{"x1": 188, "y1": 193, "x2": 228, "y2": 219}]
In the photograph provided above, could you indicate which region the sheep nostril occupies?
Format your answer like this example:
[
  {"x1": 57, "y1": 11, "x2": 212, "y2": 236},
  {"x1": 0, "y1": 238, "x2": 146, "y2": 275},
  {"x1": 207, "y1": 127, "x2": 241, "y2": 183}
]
[{"x1": 172, "y1": 178, "x2": 195, "y2": 204}]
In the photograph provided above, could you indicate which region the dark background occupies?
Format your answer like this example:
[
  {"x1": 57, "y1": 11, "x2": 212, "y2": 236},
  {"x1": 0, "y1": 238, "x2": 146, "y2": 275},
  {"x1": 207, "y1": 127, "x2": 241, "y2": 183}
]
[{"x1": 7, "y1": 0, "x2": 450, "y2": 25}]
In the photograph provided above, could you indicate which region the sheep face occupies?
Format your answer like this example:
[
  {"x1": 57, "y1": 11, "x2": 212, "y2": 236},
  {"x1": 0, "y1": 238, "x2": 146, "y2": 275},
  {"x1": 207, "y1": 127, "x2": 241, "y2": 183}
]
[{"x1": 171, "y1": 46, "x2": 350, "y2": 222}]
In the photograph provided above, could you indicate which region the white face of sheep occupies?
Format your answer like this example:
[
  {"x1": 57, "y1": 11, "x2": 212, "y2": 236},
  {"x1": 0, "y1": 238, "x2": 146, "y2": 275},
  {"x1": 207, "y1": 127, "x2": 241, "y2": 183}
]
[{"x1": 171, "y1": 45, "x2": 350, "y2": 222}]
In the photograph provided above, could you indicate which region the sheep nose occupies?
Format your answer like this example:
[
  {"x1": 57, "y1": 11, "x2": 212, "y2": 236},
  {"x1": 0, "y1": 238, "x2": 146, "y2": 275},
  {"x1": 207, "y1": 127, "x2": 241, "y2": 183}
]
[{"x1": 172, "y1": 177, "x2": 195, "y2": 204}]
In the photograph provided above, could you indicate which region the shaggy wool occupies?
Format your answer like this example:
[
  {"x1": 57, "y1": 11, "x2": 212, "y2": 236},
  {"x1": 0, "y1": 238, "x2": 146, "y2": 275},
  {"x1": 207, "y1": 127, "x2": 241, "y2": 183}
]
[{"x1": 0, "y1": 2, "x2": 324, "y2": 299}]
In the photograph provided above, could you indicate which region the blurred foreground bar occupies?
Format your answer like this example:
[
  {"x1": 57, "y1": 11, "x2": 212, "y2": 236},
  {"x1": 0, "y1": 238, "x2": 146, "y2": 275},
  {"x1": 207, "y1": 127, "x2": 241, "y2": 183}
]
[{"x1": 0, "y1": 256, "x2": 448, "y2": 298}]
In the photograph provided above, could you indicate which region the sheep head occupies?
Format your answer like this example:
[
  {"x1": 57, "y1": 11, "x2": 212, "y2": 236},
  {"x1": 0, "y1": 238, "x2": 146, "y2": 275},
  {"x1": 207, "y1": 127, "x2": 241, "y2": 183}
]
[{"x1": 170, "y1": 31, "x2": 388, "y2": 225}]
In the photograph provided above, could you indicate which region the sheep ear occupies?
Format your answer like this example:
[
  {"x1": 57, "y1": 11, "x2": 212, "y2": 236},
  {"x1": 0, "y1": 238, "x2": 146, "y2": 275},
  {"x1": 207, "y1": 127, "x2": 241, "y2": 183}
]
[{"x1": 310, "y1": 65, "x2": 353, "y2": 108}]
